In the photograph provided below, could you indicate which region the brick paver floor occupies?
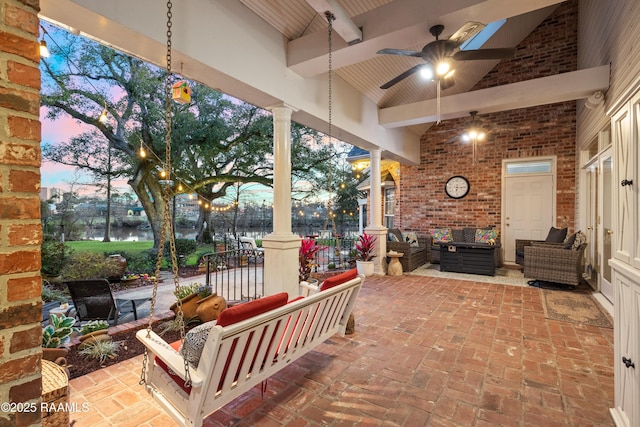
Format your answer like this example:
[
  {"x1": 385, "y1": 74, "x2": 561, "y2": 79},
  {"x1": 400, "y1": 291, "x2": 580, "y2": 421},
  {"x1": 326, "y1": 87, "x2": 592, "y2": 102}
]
[{"x1": 67, "y1": 274, "x2": 615, "y2": 426}]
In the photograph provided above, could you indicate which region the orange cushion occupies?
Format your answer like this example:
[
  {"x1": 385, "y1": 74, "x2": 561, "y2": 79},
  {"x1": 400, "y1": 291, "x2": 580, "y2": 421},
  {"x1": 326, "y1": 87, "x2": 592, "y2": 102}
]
[
  {"x1": 155, "y1": 340, "x2": 192, "y2": 395},
  {"x1": 320, "y1": 269, "x2": 358, "y2": 291},
  {"x1": 216, "y1": 292, "x2": 288, "y2": 326}
]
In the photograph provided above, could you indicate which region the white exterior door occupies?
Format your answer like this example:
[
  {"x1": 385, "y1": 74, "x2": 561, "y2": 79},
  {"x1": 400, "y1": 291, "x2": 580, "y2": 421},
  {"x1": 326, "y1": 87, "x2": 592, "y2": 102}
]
[{"x1": 503, "y1": 159, "x2": 555, "y2": 264}]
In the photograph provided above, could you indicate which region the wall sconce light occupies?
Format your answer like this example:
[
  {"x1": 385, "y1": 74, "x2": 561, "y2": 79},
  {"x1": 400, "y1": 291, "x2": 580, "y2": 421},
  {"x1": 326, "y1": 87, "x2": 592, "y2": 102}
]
[{"x1": 585, "y1": 90, "x2": 604, "y2": 110}]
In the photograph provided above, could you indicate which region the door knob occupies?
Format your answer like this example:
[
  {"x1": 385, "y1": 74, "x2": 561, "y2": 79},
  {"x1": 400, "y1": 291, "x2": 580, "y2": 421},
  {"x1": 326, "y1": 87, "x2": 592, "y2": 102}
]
[
  {"x1": 587, "y1": 227, "x2": 593, "y2": 230},
  {"x1": 607, "y1": 230, "x2": 614, "y2": 235}
]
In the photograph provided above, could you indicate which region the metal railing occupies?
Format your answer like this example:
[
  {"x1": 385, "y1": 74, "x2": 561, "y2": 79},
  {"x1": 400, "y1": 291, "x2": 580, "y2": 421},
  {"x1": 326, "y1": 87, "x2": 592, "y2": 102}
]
[
  {"x1": 200, "y1": 236, "x2": 357, "y2": 302},
  {"x1": 201, "y1": 248, "x2": 264, "y2": 303}
]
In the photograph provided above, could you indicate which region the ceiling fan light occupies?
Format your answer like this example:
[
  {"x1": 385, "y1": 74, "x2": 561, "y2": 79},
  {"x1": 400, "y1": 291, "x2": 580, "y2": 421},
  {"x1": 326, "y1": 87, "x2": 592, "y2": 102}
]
[
  {"x1": 419, "y1": 65, "x2": 434, "y2": 80},
  {"x1": 468, "y1": 129, "x2": 478, "y2": 139},
  {"x1": 436, "y1": 61, "x2": 450, "y2": 76},
  {"x1": 478, "y1": 132, "x2": 486, "y2": 140},
  {"x1": 462, "y1": 134, "x2": 470, "y2": 142}
]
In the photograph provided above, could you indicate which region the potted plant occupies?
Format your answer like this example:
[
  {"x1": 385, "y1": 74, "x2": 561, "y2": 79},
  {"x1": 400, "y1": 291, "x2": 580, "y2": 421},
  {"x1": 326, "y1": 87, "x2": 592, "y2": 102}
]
[
  {"x1": 170, "y1": 282, "x2": 203, "y2": 319},
  {"x1": 195, "y1": 286, "x2": 228, "y2": 323},
  {"x1": 355, "y1": 232, "x2": 377, "y2": 277},
  {"x1": 299, "y1": 238, "x2": 327, "y2": 283},
  {"x1": 78, "y1": 320, "x2": 110, "y2": 345},
  {"x1": 42, "y1": 314, "x2": 77, "y2": 364}
]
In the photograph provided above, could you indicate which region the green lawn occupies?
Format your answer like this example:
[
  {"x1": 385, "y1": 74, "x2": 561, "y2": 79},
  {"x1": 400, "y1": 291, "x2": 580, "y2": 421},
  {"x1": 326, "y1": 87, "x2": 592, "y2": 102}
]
[
  {"x1": 64, "y1": 240, "x2": 217, "y2": 266},
  {"x1": 65, "y1": 240, "x2": 154, "y2": 254}
]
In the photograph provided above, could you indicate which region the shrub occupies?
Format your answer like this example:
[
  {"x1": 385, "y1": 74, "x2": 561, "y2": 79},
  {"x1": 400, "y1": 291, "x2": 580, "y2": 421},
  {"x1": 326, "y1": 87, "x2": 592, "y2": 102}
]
[
  {"x1": 61, "y1": 252, "x2": 122, "y2": 280},
  {"x1": 118, "y1": 250, "x2": 157, "y2": 275},
  {"x1": 41, "y1": 239, "x2": 72, "y2": 276},
  {"x1": 42, "y1": 281, "x2": 69, "y2": 302},
  {"x1": 78, "y1": 339, "x2": 120, "y2": 363},
  {"x1": 164, "y1": 239, "x2": 198, "y2": 267}
]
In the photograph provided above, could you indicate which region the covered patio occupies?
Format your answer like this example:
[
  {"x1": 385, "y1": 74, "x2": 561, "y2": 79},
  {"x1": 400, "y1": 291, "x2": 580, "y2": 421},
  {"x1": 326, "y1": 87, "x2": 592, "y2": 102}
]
[{"x1": 67, "y1": 274, "x2": 614, "y2": 426}]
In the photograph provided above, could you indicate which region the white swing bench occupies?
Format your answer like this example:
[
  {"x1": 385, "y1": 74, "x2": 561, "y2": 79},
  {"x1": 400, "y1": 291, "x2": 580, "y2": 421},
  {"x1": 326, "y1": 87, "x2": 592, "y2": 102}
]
[{"x1": 136, "y1": 271, "x2": 364, "y2": 427}]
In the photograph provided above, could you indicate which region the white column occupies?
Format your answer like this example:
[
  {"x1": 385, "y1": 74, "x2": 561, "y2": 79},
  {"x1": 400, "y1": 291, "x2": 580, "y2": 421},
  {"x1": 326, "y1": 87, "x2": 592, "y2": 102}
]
[
  {"x1": 365, "y1": 149, "x2": 387, "y2": 274},
  {"x1": 262, "y1": 105, "x2": 301, "y2": 297}
]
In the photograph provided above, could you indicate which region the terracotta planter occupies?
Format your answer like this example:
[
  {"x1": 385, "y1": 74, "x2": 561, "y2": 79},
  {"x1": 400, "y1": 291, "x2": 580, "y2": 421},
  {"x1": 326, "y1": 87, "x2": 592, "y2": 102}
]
[
  {"x1": 78, "y1": 330, "x2": 110, "y2": 346},
  {"x1": 170, "y1": 293, "x2": 201, "y2": 319},
  {"x1": 42, "y1": 347, "x2": 69, "y2": 367},
  {"x1": 195, "y1": 294, "x2": 228, "y2": 323},
  {"x1": 108, "y1": 254, "x2": 127, "y2": 282}
]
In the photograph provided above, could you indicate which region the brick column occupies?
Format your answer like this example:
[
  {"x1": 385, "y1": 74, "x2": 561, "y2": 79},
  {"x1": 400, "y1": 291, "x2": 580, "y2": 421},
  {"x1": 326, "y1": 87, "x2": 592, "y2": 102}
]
[{"x1": 0, "y1": 0, "x2": 44, "y2": 426}]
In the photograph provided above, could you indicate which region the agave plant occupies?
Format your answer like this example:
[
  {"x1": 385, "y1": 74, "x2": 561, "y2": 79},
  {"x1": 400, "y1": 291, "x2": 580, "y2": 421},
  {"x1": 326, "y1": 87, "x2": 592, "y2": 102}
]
[
  {"x1": 42, "y1": 314, "x2": 76, "y2": 348},
  {"x1": 355, "y1": 232, "x2": 377, "y2": 261}
]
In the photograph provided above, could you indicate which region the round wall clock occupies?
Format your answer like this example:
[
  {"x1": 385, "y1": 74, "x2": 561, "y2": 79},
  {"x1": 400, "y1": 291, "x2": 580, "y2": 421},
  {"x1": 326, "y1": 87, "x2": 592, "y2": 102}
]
[{"x1": 445, "y1": 175, "x2": 470, "y2": 199}]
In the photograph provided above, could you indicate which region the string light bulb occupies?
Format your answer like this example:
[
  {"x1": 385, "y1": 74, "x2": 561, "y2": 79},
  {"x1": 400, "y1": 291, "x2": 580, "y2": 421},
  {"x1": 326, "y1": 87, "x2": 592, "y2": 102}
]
[
  {"x1": 39, "y1": 39, "x2": 50, "y2": 58},
  {"x1": 139, "y1": 140, "x2": 146, "y2": 158},
  {"x1": 98, "y1": 101, "x2": 108, "y2": 124}
]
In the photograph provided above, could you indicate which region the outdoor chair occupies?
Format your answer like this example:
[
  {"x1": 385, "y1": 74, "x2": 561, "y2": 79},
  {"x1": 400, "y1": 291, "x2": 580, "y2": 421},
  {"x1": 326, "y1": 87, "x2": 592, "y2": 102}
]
[
  {"x1": 239, "y1": 236, "x2": 264, "y2": 262},
  {"x1": 64, "y1": 279, "x2": 151, "y2": 326},
  {"x1": 523, "y1": 242, "x2": 588, "y2": 286}
]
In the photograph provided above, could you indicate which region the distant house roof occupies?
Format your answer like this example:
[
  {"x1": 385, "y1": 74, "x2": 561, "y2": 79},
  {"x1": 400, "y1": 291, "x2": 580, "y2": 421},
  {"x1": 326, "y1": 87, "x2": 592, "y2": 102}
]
[{"x1": 346, "y1": 146, "x2": 369, "y2": 162}]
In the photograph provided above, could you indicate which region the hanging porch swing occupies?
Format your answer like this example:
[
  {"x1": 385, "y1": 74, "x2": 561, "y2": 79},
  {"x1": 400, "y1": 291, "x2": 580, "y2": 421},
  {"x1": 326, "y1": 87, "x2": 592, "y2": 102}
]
[{"x1": 135, "y1": 6, "x2": 364, "y2": 427}]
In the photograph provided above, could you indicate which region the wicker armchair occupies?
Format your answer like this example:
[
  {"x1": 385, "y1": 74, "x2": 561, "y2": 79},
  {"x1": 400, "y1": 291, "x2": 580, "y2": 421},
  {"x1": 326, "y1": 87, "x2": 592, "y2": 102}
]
[
  {"x1": 387, "y1": 233, "x2": 430, "y2": 272},
  {"x1": 515, "y1": 239, "x2": 544, "y2": 266},
  {"x1": 523, "y1": 242, "x2": 587, "y2": 286}
]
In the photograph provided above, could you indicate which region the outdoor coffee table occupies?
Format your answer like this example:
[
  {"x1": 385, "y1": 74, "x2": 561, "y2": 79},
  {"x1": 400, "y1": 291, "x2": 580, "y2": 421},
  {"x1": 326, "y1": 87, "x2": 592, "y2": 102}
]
[{"x1": 438, "y1": 242, "x2": 499, "y2": 276}]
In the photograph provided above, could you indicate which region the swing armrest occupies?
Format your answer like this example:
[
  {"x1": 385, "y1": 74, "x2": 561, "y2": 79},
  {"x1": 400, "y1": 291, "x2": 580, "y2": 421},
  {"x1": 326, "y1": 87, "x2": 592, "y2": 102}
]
[
  {"x1": 299, "y1": 280, "x2": 320, "y2": 296},
  {"x1": 136, "y1": 330, "x2": 203, "y2": 387}
]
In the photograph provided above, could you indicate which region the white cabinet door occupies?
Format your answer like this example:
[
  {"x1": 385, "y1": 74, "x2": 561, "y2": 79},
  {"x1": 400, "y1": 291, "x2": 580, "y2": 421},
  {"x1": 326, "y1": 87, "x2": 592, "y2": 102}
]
[
  {"x1": 631, "y1": 97, "x2": 640, "y2": 269},
  {"x1": 611, "y1": 106, "x2": 633, "y2": 264},
  {"x1": 612, "y1": 264, "x2": 639, "y2": 427}
]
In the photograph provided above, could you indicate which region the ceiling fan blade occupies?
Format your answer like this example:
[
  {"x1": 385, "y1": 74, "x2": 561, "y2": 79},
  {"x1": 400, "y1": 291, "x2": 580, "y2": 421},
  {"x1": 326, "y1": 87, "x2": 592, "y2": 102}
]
[
  {"x1": 376, "y1": 48, "x2": 422, "y2": 57},
  {"x1": 439, "y1": 77, "x2": 455, "y2": 90},
  {"x1": 448, "y1": 22, "x2": 485, "y2": 46},
  {"x1": 453, "y1": 47, "x2": 516, "y2": 61},
  {"x1": 380, "y1": 64, "x2": 424, "y2": 89},
  {"x1": 445, "y1": 134, "x2": 462, "y2": 144}
]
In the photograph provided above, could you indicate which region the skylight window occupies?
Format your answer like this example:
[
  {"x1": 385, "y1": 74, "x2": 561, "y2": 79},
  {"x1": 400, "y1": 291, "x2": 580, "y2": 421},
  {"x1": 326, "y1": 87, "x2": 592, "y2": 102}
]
[{"x1": 459, "y1": 19, "x2": 507, "y2": 50}]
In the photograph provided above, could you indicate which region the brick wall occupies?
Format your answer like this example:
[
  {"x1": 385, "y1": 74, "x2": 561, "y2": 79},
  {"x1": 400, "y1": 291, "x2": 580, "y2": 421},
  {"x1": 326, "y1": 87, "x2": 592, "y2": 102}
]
[
  {"x1": 396, "y1": 0, "x2": 578, "y2": 237},
  {"x1": 0, "y1": 0, "x2": 43, "y2": 426}
]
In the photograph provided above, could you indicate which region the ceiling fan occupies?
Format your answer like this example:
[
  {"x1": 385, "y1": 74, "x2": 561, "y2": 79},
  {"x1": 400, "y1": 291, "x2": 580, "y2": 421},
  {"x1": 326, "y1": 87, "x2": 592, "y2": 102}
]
[
  {"x1": 377, "y1": 22, "x2": 516, "y2": 90},
  {"x1": 444, "y1": 111, "x2": 520, "y2": 144}
]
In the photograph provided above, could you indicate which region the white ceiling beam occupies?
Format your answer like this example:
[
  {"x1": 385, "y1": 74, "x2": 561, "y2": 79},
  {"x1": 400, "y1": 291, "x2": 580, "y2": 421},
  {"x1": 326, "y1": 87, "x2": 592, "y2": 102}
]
[
  {"x1": 305, "y1": 0, "x2": 362, "y2": 44},
  {"x1": 288, "y1": 0, "x2": 566, "y2": 77},
  {"x1": 378, "y1": 65, "x2": 610, "y2": 128}
]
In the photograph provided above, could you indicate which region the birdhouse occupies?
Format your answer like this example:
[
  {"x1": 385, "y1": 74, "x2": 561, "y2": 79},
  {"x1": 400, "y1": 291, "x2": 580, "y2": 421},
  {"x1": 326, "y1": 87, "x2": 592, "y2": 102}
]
[{"x1": 171, "y1": 80, "x2": 192, "y2": 104}]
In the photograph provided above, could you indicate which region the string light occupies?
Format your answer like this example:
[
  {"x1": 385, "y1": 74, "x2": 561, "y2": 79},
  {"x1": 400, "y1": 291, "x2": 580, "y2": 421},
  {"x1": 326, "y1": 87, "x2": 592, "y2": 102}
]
[
  {"x1": 41, "y1": 23, "x2": 241, "y2": 214},
  {"x1": 39, "y1": 39, "x2": 50, "y2": 58},
  {"x1": 98, "y1": 101, "x2": 108, "y2": 124}
]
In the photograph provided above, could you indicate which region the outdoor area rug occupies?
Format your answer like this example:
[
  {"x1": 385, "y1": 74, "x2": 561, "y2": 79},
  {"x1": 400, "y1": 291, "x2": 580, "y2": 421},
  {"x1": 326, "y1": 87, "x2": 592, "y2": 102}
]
[
  {"x1": 541, "y1": 285, "x2": 613, "y2": 328},
  {"x1": 410, "y1": 263, "x2": 529, "y2": 287}
]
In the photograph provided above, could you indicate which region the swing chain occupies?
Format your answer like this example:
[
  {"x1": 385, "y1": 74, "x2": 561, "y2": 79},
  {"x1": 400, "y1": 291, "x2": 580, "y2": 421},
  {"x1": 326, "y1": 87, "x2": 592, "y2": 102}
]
[
  {"x1": 323, "y1": 11, "x2": 338, "y2": 234},
  {"x1": 141, "y1": 0, "x2": 191, "y2": 388}
]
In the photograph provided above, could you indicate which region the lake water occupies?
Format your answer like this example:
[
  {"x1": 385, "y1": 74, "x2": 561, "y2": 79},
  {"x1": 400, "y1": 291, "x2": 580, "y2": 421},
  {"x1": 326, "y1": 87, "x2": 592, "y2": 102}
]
[{"x1": 83, "y1": 227, "x2": 359, "y2": 242}]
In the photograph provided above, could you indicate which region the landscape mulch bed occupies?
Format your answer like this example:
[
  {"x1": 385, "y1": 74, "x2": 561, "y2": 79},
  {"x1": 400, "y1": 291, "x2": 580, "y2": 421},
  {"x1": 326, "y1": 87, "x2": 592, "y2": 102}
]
[
  {"x1": 62, "y1": 266, "x2": 205, "y2": 379},
  {"x1": 65, "y1": 320, "x2": 198, "y2": 379}
]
